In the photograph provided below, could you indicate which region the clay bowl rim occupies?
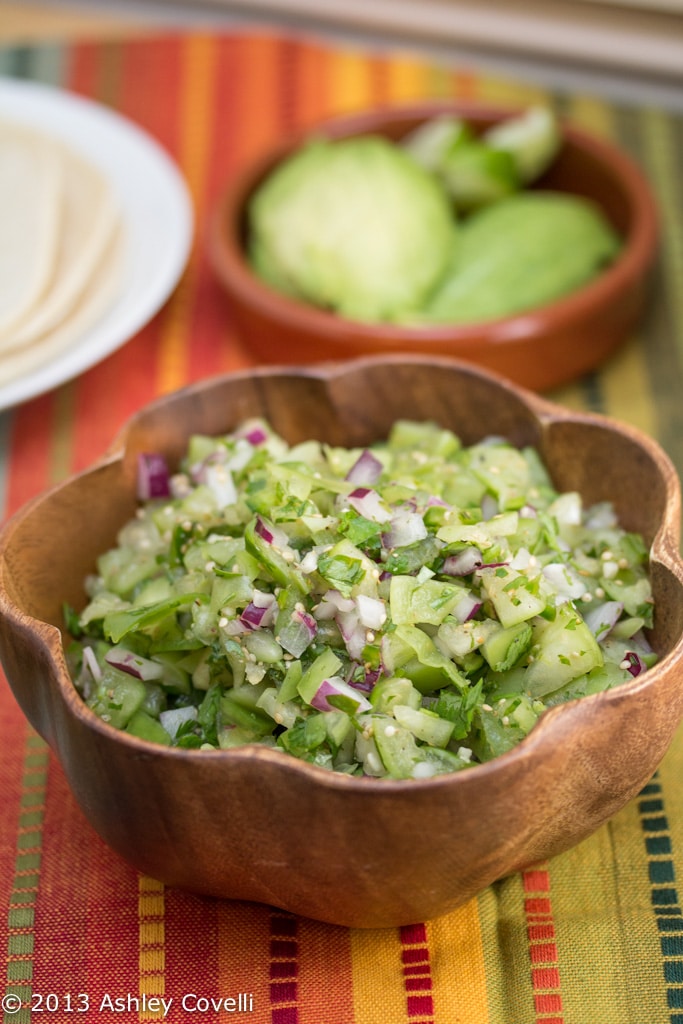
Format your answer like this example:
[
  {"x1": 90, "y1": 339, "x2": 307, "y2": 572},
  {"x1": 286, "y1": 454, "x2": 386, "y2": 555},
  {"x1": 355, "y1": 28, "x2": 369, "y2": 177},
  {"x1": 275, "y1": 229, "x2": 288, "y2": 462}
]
[
  {"x1": 208, "y1": 100, "x2": 659, "y2": 351},
  {"x1": 1, "y1": 355, "x2": 682, "y2": 795}
]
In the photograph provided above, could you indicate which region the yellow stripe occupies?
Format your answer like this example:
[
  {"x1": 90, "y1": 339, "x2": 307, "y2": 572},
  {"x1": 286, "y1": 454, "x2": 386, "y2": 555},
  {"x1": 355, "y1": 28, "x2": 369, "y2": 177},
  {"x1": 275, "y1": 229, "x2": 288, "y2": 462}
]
[
  {"x1": 385, "y1": 51, "x2": 430, "y2": 105},
  {"x1": 138, "y1": 875, "x2": 165, "y2": 1020},
  {"x1": 49, "y1": 383, "x2": 76, "y2": 485},
  {"x1": 350, "y1": 928, "x2": 406, "y2": 1023},
  {"x1": 328, "y1": 48, "x2": 374, "y2": 115},
  {"x1": 156, "y1": 34, "x2": 216, "y2": 395},
  {"x1": 475, "y1": 74, "x2": 548, "y2": 108},
  {"x1": 432, "y1": 901, "x2": 491, "y2": 1019},
  {"x1": 430, "y1": 899, "x2": 490, "y2": 1024},
  {"x1": 565, "y1": 97, "x2": 656, "y2": 434}
]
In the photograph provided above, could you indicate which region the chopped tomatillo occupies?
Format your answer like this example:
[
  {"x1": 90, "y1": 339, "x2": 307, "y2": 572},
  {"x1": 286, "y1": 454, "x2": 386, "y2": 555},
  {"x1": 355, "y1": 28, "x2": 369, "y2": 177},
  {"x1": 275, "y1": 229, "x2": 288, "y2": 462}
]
[{"x1": 67, "y1": 418, "x2": 656, "y2": 779}]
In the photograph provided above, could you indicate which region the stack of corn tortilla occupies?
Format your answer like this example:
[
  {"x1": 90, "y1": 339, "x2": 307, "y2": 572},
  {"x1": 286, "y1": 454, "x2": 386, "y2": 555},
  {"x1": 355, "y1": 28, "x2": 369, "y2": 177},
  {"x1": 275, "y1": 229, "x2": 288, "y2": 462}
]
[{"x1": 0, "y1": 119, "x2": 123, "y2": 386}]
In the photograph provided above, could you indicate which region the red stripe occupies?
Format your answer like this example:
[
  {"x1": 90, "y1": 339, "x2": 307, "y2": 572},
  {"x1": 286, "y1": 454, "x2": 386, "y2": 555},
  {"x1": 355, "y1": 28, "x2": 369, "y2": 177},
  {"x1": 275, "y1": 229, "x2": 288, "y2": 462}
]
[
  {"x1": 523, "y1": 865, "x2": 565, "y2": 1024},
  {"x1": 402, "y1": 947, "x2": 428, "y2": 965},
  {"x1": 401, "y1": 923, "x2": 428, "y2": 945},
  {"x1": 528, "y1": 924, "x2": 556, "y2": 941},
  {"x1": 535, "y1": 993, "x2": 564, "y2": 1013},
  {"x1": 406, "y1": 976, "x2": 433, "y2": 992},
  {"x1": 269, "y1": 912, "x2": 298, "y2": 1024},
  {"x1": 272, "y1": 1009, "x2": 298, "y2": 1024},
  {"x1": 531, "y1": 942, "x2": 559, "y2": 964},
  {"x1": 525, "y1": 897, "x2": 552, "y2": 916},
  {"x1": 524, "y1": 870, "x2": 551, "y2": 892},
  {"x1": 399, "y1": 923, "x2": 434, "y2": 1023}
]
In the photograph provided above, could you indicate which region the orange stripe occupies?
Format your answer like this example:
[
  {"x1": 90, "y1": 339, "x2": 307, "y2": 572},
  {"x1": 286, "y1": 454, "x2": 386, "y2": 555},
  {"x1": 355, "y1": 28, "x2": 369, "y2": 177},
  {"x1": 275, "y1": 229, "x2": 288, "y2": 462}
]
[
  {"x1": 216, "y1": 901, "x2": 272, "y2": 1017},
  {"x1": 296, "y1": 917, "x2": 355, "y2": 1024},
  {"x1": 156, "y1": 34, "x2": 216, "y2": 395},
  {"x1": 294, "y1": 36, "x2": 332, "y2": 130},
  {"x1": 523, "y1": 865, "x2": 565, "y2": 1024}
]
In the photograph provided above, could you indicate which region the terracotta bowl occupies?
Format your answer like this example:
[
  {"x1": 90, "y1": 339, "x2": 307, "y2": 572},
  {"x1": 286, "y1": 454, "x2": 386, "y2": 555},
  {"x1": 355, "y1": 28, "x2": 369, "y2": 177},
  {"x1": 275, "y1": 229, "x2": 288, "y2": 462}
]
[
  {"x1": 1, "y1": 356, "x2": 682, "y2": 928},
  {"x1": 209, "y1": 102, "x2": 658, "y2": 392}
]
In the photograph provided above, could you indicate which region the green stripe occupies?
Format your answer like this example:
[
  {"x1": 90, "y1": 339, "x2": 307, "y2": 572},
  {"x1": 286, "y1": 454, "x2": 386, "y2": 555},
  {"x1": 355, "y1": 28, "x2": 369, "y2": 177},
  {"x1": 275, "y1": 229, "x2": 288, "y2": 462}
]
[
  {"x1": 24, "y1": 43, "x2": 69, "y2": 87},
  {"x1": 0, "y1": 46, "x2": 32, "y2": 78},
  {"x1": 625, "y1": 107, "x2": 683, "y2": 480},
  {"x1": 638, "y1": 774, "x2": 683, "y2": 1022},
  {"x1": 477, "y1": 875, "x2": 536, "y2": 1024},
  {"x1": 3, "y1": 731, "x2": 49, "y2": 1024},
  {"x1": 613, "y1": 105, "x2": 682, "y2": 468},
  {"x1": 639, "y1": 109, "x2": 683, "y2": 371}
]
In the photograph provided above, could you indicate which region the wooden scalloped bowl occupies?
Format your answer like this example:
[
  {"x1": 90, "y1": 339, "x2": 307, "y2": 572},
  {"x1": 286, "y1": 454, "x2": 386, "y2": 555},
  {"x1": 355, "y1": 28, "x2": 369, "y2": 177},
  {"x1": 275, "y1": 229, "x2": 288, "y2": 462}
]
[
  {"x1": 209, "y1": 102, "x2": 658, "y2": 392},
  {"x1": 1, "y1": 357, "x2": 682, "y2": 928}
]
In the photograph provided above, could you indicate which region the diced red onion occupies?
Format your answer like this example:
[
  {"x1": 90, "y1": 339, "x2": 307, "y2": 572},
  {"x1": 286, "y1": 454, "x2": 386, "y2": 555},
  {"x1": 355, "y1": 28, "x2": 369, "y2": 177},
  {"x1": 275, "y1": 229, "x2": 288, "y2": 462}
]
[
  {"x1": 240, "y1": 603, "x2": 269, "y2": 630},
  {"x1": 623, "y1": 651, "x2": 646, "y2": 678},
  {"x1": 82, "y1": 645, "x2": 102, "y2": 682},
  {"x1": 345, "y1": 449, "x2": 383, "y2": 486},
  {"x1": 299, "y1": 550, "x2": 319, "y2": 574},
  {"x1": 137, "y1": 453, "x2": 170, "y2": 501},
  {"x1": 383, "y1": 508, "x2": 428, "y2": 548},
  {"x1": 160, "y1": 705, "x2": 197, "y2": 739},
  {"x1": 480, "y1": 494, "x2": 499, "y2": 521},
  {"x1": 442, "y1": 547, "x2": 484, "y2": 576},
  {"x1": 105, "y1": 646, "x2": 163, "y2": 681},
  {"x1": 190, "y1": 449, "x2": 226, "y2": 484},
  {"x1": 552, "y1": 492, "x2": 582, "y2": 526},
  {"x1": 310, "y1": 676, "x2": 372, "y2": 713},
  {"x1": 355, "y1": 595, "x2": 387, "y2": 631},
  {"x1": 244, "y1": 427, "x2": 268, "y2": 445},
  {"x1": 316, "y1": 590, "x2": 355, "y2": 617},
  {"x1": 223, "y1": 619, "x2": 249, "y2": 636},
  {"x1": 337, "y1": 608, "x2": 366, "y2": 661},
  {"x1": 584, "y1": 600, "x2": 624, "y2": 641},
  {"x1": 359, "y1": 668, "x2": 381, "y2": 690},
  {"x1": 452, "y1": 591, "x2": 482, "y2": 624},
  {"x1": 255, "y1": 517, "x2": 274, "y2": 543},
  {"x1": 255, "y1": 517, "x2": 290, "y2": 550},
  {"x1": 347, "y1": 487, "x2": 392, "y2": 523},
  {"x1": 312, "y1": 600, "x2": 336, "y2": 621},
  {"x1": 542, "y1": 563, "x2": 587, "y2": 601},
  {"x1": 426, "y1": 495, "x2": 449, "y2": 508},
  {"x1": 279, "y1": 609, "x2": 317, "y2": 657},
  {"x1": 204, "y1": 464, "x2": 237, "y2": 508},
  {"x1": 585, "y1": 502, "x2": 617, "y2": 530}
]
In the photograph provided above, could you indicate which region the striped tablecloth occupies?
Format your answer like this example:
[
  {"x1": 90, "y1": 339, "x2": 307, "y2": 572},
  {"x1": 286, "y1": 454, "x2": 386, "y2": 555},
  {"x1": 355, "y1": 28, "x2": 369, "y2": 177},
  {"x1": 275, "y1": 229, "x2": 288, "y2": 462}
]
[{"x1": 1, "y1": 30, "x2": 683, "y2": 1024}]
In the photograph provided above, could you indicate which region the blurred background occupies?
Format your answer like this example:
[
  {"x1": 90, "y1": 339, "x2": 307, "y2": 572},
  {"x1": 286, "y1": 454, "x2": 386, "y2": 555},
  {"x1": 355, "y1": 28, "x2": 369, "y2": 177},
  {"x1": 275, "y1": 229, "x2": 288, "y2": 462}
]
[{"x1": 3, "y1": 0, "x2": 683, "y2": 110}]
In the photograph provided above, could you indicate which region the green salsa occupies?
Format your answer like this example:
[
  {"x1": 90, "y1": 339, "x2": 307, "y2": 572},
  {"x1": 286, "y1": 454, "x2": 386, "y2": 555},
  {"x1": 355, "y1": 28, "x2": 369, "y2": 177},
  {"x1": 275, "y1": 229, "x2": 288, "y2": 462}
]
[{"x1": 67, "y1": 419, "x2": 656, "y2": 779}]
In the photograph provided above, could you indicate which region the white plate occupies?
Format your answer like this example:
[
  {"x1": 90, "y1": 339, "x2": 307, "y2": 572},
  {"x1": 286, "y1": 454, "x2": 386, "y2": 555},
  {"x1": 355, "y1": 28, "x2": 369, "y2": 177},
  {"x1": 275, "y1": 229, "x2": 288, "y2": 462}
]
[{"x1": 0, "y1": 78, "x2": 194, "y2": 411}]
